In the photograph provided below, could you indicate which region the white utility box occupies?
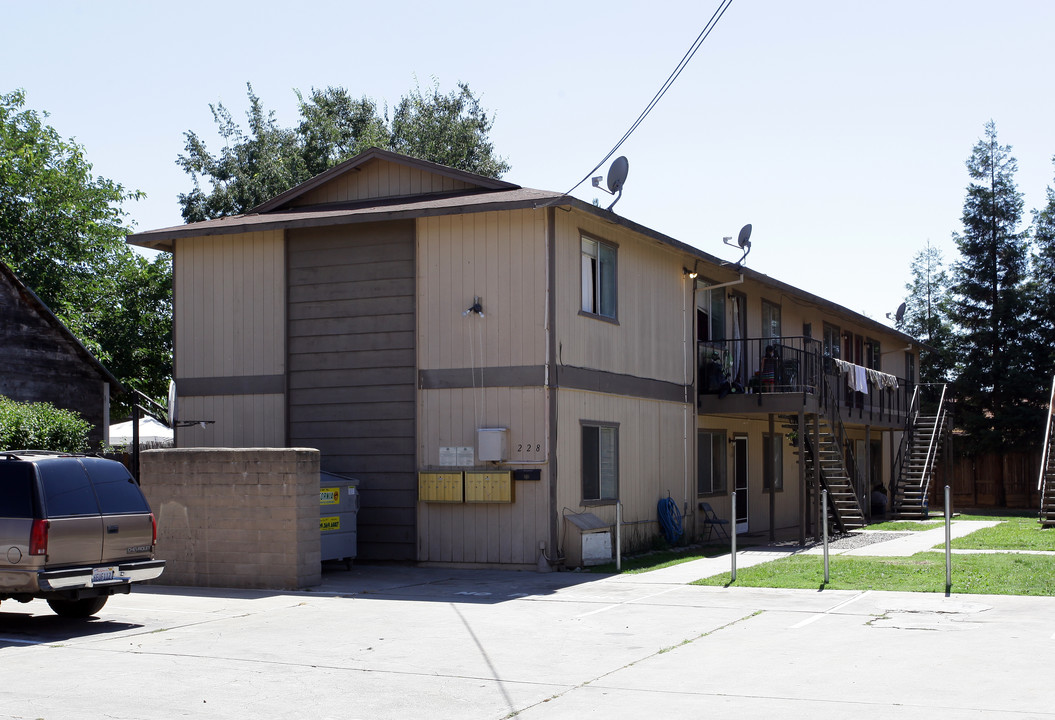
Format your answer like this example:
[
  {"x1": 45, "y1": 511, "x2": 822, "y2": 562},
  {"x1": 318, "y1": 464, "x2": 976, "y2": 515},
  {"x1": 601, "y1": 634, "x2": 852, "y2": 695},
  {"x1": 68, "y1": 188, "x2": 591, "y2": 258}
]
[{"x1": 477, "y1": 427, "x2": 508, "y2": 462}]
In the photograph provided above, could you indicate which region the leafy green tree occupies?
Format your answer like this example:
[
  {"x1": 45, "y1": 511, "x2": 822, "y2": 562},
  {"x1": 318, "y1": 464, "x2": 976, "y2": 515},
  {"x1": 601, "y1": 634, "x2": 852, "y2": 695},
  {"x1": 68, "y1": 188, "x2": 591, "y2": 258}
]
[
  {"x1": 0, "y1": 395, "x2": 91, "y2": 453},
  {"x1": 900, "y1": 240, "x2": 954, "y2": 385},
  {"x1": 0, "y1": 89, "x2": 172, "y2": 418},
  {"x1": 177, "y1": 80, "x2": 509, "y2": 222},
  {"x1": 389, "y1": 81, "x2": 510, "y2": 179},
  {"x1": 948, "y1": 121, "x2": 1037, "y2": 469}
]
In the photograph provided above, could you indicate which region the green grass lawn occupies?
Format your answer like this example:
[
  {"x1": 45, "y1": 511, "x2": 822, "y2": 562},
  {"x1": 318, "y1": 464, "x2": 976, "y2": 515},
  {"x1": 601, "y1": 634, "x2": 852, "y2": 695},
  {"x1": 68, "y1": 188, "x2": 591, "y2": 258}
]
[
  {"x1": 599, "y1": 513, "x2": 1055, "y2": 596},
  {"x1": 692, "y1": 552, "x2": 1055, "y2": 596},
  {"x1": 947, "y1": 515, "x2": 1055, "y2": 551},
  {"x1": 586, "y1": 542, "x2": 747, "y2": 574},
  {"x1": 867, "y1": 520, "x2": 944, "y2": 531}
]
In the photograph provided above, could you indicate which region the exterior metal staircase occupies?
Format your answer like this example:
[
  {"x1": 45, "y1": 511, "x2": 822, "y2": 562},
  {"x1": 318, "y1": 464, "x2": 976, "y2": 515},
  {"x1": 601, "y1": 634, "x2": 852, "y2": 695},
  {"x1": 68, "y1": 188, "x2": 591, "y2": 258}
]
[
  {"x1": 891, "y1": 384, "x2": 949, "y2": 519},
  {"x1": 1038, "y1": 376, "x2": 1055, "y2": 528},
  {"x1": 782, "y1": 375, "x2": 866, "y2": 534}
]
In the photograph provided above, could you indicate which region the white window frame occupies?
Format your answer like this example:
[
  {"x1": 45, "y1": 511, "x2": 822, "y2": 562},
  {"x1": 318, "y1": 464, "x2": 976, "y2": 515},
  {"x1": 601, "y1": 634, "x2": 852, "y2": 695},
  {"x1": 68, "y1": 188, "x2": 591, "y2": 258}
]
[{"x1": 580, "y1": 234, "x2": 618, "y2": 320}]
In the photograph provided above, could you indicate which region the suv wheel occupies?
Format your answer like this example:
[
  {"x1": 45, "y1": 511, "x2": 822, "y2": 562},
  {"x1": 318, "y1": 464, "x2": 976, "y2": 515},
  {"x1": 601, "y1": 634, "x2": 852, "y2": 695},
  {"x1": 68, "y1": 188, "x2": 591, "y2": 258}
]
[{"x1": 46, "y1": 596, "x2": 108, "y2": 618}]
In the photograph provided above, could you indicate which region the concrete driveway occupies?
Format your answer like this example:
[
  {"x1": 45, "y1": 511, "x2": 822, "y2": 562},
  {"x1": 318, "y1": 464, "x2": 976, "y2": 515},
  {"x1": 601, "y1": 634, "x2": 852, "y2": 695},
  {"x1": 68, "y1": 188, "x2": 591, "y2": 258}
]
[{"x1": 0, "y1": 559, "x2": 1051, "y2": 719}]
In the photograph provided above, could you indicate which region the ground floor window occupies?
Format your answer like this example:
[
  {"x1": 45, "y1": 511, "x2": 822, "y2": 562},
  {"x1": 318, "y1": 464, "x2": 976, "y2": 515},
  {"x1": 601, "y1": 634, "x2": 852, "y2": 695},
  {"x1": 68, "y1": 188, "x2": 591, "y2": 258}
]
[
  {"x1": 582, "y1": 422, "x2": 618, "y2": 502},
  {"x1": 697, "y1": 429, "x2": 727, "y2": 495},
  {"x1": 763, "y1": 432, "x2": 783, "y2": 492}
]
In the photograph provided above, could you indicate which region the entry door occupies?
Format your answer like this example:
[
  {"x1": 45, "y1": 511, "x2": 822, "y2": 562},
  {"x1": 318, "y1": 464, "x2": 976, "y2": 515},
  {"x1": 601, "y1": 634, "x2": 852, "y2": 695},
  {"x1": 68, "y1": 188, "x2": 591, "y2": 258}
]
[{"x1": 733, "y1": 436, "x2": 749, "y2": 533}]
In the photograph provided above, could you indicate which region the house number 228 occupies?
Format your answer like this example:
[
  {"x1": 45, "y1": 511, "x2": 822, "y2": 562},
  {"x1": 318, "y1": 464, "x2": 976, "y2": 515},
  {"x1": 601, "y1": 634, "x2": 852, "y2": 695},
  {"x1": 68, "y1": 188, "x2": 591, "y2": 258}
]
[{"x1": 517, "y1": 443, "x2": 541, "y2": 453}]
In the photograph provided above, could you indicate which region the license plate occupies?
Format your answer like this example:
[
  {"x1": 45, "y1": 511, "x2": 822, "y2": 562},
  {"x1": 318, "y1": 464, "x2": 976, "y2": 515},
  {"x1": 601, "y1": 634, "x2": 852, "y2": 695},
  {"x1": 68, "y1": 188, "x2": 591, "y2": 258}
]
[{"x1": 91, "y1": 567, "x2": 117, "y2": 584}]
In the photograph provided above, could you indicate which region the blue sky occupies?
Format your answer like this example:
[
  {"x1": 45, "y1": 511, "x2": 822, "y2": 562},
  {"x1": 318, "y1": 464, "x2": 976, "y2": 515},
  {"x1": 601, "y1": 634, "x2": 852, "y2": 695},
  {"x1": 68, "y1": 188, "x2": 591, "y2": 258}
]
[{"x1": 6, "y1": 0, "x2": 1054, "y2": 322}]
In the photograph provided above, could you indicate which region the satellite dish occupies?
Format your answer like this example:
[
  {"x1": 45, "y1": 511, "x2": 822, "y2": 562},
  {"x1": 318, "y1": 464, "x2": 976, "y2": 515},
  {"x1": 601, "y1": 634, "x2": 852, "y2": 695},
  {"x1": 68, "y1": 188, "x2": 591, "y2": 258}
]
[
  {"x1": 167, "y1": 379, "x2": 178, "y2": 428},
  {"x1": 604, "y1": 157, "x2": 629, "y2": 212},
  {"x1": 607, "y1": 156, "x2": 629, "y2": 194},
  {"x1": 895, "y1": 302, "x2": 906, "y2": 323},
  {"x1": 737, "y1": 224, "x2": 752, "y2": 249}
]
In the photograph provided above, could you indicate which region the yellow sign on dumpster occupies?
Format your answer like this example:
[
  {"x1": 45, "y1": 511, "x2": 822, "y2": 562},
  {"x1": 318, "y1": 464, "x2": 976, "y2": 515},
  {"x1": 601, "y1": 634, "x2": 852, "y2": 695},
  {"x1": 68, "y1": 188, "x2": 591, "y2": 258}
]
[
  {"x1": 320, "y1": 516, "x2": 340, "y2": 531},
  {"x1": 320, "y1": 487, "x2": 340, "y2": 505}
]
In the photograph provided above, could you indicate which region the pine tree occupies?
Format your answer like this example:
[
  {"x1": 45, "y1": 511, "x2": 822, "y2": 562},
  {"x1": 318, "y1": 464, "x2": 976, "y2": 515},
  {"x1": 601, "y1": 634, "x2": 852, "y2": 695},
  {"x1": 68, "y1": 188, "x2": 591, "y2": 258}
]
[
  {"x1": 901, "y1": 240, "x2": 954, "y2": 385},
  {"x1": 1029, "y1": 163, "x2": 1055, "y2": 388},
  {"x1": 948, "y1": 121, "x2": 1036, "y2": 477}
]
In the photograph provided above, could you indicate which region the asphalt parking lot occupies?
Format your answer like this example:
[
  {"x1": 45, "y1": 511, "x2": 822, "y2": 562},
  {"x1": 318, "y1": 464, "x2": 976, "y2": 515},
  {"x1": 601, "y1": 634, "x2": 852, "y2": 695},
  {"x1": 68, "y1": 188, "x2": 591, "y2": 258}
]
[{"x1": 0, "y1": 558, "x2": 1052, "y2": 720}]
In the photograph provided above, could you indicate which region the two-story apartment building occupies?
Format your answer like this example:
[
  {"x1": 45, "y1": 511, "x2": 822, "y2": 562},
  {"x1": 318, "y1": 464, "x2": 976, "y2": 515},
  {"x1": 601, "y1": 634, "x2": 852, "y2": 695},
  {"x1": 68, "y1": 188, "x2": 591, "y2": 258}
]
[{"x1": 129, "y1": 149, "x2": 921, "y2": 567}]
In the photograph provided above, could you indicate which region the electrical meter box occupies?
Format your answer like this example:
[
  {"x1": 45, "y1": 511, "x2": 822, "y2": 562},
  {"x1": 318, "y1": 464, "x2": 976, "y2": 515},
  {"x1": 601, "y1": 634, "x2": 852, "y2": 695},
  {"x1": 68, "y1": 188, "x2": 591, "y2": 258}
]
[{"x1": 477, "y1": 427, "x2": 508, "y2": 462}]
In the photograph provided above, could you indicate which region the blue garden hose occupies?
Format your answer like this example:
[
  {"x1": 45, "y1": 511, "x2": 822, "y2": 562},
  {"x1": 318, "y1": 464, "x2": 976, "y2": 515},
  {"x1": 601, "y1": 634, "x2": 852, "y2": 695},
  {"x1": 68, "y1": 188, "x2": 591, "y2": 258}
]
[{"x1": 658, "y1": 496, "x2": 684, "y2": 545}]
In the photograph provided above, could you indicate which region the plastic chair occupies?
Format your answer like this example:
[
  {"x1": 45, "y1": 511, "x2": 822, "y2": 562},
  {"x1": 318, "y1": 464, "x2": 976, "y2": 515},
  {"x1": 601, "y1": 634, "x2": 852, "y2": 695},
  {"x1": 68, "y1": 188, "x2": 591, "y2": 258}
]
[{"x1": 698, "y1": 501, "x2": 731, "y2": 541}]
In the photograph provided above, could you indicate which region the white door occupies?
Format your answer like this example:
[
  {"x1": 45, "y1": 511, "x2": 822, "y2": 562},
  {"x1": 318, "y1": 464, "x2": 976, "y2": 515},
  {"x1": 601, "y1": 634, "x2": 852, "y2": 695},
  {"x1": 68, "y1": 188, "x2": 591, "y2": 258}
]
[{"x1": 733, "y1": 435, "x2": 749, "y2": 533}]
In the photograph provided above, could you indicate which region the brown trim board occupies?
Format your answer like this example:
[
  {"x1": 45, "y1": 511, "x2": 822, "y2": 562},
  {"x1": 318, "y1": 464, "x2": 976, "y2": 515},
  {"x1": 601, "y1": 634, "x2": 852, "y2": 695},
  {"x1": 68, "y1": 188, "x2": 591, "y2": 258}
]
[
  {"x1": 419, "y1": 365, "x2": 690, "y2": 404},
  {"x1": 177, "y1": 375, "x2": 285, "y2": 397}
]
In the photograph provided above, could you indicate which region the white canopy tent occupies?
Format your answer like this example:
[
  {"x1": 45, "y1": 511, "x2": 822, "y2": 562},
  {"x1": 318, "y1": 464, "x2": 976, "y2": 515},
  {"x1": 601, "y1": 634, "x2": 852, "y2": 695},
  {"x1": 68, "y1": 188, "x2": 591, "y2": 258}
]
[{"x1": 108, "y1": 416, "x2": 173, "y2": 447}]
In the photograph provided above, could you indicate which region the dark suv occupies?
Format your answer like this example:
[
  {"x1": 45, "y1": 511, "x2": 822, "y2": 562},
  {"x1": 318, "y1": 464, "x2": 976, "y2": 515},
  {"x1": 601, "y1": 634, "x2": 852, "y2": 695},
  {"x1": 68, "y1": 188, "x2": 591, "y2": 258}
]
[{"x1": 0, "y1": 451, "x2": 164, "y2": 618}]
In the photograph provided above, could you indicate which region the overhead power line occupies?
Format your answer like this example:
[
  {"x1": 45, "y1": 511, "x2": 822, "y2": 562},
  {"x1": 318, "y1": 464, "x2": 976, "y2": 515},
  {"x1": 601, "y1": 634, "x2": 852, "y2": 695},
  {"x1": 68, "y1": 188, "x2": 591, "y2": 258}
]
[{"x1": 564, "y1": 0, "x2": 734, "y2": 197}]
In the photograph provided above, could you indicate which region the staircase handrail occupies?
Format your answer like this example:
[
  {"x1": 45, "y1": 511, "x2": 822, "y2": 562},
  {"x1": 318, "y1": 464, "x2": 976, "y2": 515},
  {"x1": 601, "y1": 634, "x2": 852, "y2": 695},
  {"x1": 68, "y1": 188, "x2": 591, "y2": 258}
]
[
  {"x1": 819, "y1": 371, "x2": 864, "y2": 512},
  {"x1": 917, "y1": 383, "x2": 948, "y2": 504},
  {"x1": 1038, "y1": 375, "x2": 1055, "y2": 493},
  {"x1": 891, "y1": 385, "x2": 923, "y2": 504}
]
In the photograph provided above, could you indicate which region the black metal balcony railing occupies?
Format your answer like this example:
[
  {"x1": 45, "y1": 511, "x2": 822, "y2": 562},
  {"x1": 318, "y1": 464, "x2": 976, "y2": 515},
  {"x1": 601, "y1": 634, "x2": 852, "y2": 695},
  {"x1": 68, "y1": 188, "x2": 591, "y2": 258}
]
[{"x1": 697, "y1": 336, "x2": 912, "y2": 425}]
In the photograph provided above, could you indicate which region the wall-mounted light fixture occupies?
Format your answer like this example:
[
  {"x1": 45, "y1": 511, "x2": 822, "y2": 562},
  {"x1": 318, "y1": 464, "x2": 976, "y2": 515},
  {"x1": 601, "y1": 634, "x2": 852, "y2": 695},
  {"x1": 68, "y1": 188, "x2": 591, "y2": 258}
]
[
  {"x1": 463, "y1": 296, "x2": 485, "y2": 317},
  {"x1": 683, "y1": 266, "x2": 698, "y2": 279}
]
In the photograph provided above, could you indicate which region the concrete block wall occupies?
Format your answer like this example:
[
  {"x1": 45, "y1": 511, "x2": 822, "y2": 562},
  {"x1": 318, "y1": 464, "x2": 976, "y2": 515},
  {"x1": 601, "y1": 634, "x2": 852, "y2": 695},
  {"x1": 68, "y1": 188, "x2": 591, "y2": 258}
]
[{"x1": 139, "y1": 448, "x2": 321, "y2": 589}]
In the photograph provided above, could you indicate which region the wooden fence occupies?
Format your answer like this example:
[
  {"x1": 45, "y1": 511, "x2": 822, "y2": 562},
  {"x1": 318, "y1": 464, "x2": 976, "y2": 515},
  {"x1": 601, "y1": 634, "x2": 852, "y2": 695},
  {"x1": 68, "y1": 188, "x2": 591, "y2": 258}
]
[{"x1": 930, "y1": 449, "x2": 1042, "y2": 510}]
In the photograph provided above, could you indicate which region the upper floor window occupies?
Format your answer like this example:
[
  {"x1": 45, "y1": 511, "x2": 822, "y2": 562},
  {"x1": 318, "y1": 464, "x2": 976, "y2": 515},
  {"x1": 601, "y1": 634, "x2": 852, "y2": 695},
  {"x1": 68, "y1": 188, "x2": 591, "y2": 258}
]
[
  {"x1": 761, "y1": 299, "x2": 781, "y2": 339},
  {"x1": 696, "y1": 278, "x2": 726, "y2": 342},
  {"x1": 866, "y1": 338, "x2": 881, "y2": 369},
  {"x1": 823, "y1": 323, "x2": 841, "y2": 360},
  {"x1": 581, "y1": 234, "x2": 617, "y2": 319}
]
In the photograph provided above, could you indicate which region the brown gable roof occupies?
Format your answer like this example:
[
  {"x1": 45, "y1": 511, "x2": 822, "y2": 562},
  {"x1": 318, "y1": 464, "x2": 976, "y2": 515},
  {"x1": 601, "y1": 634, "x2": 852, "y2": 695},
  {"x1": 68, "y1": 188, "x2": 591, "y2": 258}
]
[{"x1": 250, "y1": 147, "x2": 520, "y2": 214}]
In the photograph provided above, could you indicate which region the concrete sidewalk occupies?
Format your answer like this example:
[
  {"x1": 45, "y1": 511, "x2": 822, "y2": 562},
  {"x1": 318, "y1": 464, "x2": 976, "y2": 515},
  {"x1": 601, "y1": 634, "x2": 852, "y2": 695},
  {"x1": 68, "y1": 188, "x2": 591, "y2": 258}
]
[
  {"x1": 612, "y1": 519, "x2": 1004, "y2": 584},
  {"x1": 1, "y1": 518, "x2": 1051, "y2": 719}
]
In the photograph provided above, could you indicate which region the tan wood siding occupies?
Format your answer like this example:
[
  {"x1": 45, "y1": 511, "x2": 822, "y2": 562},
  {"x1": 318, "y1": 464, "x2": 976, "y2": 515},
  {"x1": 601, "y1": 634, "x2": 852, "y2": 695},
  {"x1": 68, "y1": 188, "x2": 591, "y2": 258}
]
[
  {"x1": 416, "y1": 388, "x2": 548, "y2": 565},
  {"x1": 292, "y1": 158, "x2": 473, "y2": 207},
  {"x1": 414, "y1": 209, "x2": 550, "y2": 564},
  {"x1": 556, "y1": 390, "x2": 695, "y2": 565},
  {"x1": 554, "y1": 211, "x2": 692, "y2": 386},
  {"x1": 172, "y1": 231, "x2": 286, "y2": 447},
  {"x1": 417, "y1": 210, "x2": 547, "y2": 370},
  {"x1": 175, "y1": 395, "x2": 286, "y2": 447},
  {"x1": 287, "y1": 221, "x2": 417, "y2": 561}
]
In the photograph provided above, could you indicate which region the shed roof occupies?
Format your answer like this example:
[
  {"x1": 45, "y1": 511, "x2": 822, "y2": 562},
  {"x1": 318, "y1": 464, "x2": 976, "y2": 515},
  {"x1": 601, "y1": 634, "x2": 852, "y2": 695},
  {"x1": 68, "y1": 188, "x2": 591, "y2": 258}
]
[{"x1": 0, "y1": 261, "x2": 123, "y2": 390}]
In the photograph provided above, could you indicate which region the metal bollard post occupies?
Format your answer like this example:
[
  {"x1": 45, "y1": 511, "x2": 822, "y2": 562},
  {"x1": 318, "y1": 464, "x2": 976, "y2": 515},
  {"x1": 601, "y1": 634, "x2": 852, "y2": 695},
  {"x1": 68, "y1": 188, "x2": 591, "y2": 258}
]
[
  {"x1": 822, "y1": 489, "x2": 830, "y2": 584},
  {"x1": 616, "y1": 501, "x2": 622, "y2": 572},
  {"x1": 730, "y1": 491, "x2": 737, "y2": 582},
  {"x1": 945, "y1": 485, "x2": 952, "y2": 591}
]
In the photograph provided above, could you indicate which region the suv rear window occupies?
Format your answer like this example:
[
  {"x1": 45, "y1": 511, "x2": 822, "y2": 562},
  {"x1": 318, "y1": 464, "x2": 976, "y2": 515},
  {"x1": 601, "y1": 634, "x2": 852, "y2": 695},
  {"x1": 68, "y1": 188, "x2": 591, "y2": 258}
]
[
  {"x1": 81, "y1": 458, "x2": 150, "y2": 514},
  {"x1": 36, "y1": 458, "x2": 100, "y2": 517},
  {"x1": 0, "y1": 462, "x2": 36, "y2": 518}
]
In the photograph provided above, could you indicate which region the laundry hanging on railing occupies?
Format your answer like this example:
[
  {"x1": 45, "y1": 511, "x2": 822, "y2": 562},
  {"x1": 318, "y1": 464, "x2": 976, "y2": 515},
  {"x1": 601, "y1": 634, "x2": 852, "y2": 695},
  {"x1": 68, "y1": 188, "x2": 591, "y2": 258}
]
[{"x1": 833, "y1": 359, "x2": 898, "y2": 392}]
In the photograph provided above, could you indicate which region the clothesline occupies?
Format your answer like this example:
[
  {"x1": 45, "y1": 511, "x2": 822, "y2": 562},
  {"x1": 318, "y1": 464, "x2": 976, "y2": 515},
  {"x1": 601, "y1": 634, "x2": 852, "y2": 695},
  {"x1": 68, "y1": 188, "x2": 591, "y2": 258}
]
[{"x1": 832, "y1": 358, "x2": 899, "y2": 392}]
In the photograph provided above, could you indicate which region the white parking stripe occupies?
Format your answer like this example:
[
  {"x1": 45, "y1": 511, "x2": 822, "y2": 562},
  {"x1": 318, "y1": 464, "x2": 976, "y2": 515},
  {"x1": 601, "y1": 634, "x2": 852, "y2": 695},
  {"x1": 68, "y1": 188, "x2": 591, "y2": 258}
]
[{"x1": 790, "y1": 591, "x2": 870, "y2": 629}]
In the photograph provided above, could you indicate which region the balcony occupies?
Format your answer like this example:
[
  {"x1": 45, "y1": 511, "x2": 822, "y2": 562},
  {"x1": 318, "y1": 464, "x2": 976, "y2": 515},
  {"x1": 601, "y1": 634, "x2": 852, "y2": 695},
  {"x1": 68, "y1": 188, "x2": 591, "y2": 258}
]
[{"x1": 697, "y1": 336, "x2": 911, "y2": 428}]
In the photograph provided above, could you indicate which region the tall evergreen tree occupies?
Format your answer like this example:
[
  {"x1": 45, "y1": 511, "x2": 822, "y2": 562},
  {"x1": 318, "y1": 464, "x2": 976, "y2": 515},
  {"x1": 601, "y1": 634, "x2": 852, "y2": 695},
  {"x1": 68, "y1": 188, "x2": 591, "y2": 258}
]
[
  {"x1": 900, "y1": 240, "x2": 954, "y2": 385},
  {"x1": 948, "y1": 121, "x2": 1036, "y2": 479},
  {"x1": 1028, "y1": 159, "x2": 1055, "y2": 389}
]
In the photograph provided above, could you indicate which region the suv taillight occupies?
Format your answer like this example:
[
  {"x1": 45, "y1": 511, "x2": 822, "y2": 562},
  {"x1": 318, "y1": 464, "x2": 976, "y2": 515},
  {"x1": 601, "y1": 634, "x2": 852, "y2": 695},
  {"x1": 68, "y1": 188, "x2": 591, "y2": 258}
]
[
  {"x1": 29, "y1": 519, "x2": 49, "y2": 556},
  {"x1": 150, "y1": 513, "x2": 157, "y2": 546}
]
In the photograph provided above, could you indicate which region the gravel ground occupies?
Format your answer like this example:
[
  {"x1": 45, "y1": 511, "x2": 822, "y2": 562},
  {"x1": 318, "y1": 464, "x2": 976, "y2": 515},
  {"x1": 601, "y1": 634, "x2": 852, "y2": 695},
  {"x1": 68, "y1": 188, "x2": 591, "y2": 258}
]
[{"x1": 769, "y1": 531, "x2": 911, "y2": 551}]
